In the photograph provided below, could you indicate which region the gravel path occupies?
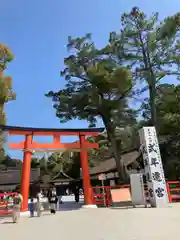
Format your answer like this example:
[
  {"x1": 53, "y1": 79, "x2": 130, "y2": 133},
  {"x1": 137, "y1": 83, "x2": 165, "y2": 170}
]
[{"x1": 0, "y1": 203, "x2": 180, "y2": 240}]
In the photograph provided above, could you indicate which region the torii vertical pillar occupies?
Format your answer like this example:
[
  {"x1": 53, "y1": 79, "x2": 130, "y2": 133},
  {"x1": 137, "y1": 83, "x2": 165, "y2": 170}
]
[
  {"x1": 21, "y1": 134, "x2": 32, "y2": 212},
  {"x1": 79, "y1": 134, "x2": 96, "y2": 208}
]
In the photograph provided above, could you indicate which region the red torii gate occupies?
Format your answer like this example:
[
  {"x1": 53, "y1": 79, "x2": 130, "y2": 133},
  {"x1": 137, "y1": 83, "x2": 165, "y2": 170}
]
[{"x1": 2, "y1": 125, "x2": 104, "y2": 212}]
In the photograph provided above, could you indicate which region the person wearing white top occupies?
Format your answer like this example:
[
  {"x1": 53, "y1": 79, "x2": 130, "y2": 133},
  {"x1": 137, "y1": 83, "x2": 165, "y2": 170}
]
[
  {"x1": 36, "y1": 191, "x2": 43, "y2": 217},
  {"x1": 12, "y1": 191, "x2": 23, "y2": 223}
]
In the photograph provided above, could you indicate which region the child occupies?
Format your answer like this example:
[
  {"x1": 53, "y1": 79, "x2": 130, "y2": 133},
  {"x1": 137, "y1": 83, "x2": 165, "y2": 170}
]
[{"x1": 29, "y1": 198, "x2": 35, "y2": 217}]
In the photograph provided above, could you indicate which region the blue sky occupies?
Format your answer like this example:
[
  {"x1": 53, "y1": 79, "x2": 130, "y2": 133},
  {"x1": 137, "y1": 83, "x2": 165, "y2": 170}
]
[{"x1": 1, "y1": 0, "x2": 179, "y2": 159}]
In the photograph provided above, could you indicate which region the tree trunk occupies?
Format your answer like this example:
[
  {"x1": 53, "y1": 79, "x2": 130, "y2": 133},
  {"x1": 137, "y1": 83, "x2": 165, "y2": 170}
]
[
  {"x1": 137, "y1": 28, "x2": 157, "y2": 129},
  {"x1": 149, "y1": 75, "x2": 157, "y2": 128},
  {"x1": 101, "y1": 115, "x2": 127, "y2": 183},
  {"x1": 108, "y1": 131, "x2": 126, "y2": 183}
]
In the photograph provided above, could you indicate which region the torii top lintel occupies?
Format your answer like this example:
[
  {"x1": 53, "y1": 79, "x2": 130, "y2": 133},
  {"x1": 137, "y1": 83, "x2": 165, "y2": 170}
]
[
  {"x1": 0, "y1": 125, "x2": 104, "y2": 136},
  {"x1": 0, "y1": 125, "x2": 105, "y2": 151}
]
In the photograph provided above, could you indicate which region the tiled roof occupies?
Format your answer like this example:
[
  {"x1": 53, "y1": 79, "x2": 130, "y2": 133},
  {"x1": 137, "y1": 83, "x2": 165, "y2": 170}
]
[
  {"x1": 90, "y1": 150, "x2": 139, "y2": 175},
  {"x1": 0, "y1": 169, "x2": 39, "y2": 185}
]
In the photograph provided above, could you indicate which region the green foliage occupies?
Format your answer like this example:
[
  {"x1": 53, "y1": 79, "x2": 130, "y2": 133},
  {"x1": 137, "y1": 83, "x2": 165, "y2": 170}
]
[
  {"x1": 46, "y1": 34, "x2": 137, "y2": 181},
  {"x1": 38, "y1": 152, "x2": 74, "y2": 180},
  {"x1": 109, "y1": 7, "x2": 180, "y2": 126},
  {"x1": 87, "y1": 126, "x2": 140, "y2": 171},
  {"x1": 141, "y1": 83, "x2": 180, "y2": 179},
  {"x1": 47, "y1": 34, "x2": 135, "y2": 128},
  {"x1": 66, "y1": 152, "x2": 81, "y2": 179},
  {"x1": 31, "y1": 157, "x2": 40, "y2": 168},
  {"x1": 0, "y1": 43, "x2": 16, "y2": 152},
  {"x1": 156, "y1": 84, "x2": 180, "y2": 135},
  {"x1": 45, "y1": 8, "x2": 179, "y2": 181},
  {"x1": 0, "y1": 154, "x2": 22, "y2": 167},
  {"x1": 0, "y1": 43, "x2": 13, "y2": 71},
  {"x1": 142, "y1": 83, "x2": 180, "y2": 135}
]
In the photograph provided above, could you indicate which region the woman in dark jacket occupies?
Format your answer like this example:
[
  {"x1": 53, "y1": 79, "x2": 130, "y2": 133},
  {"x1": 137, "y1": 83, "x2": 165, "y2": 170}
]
[
  {"x1": 48, "y1": 188, "x2": 58, "y2": 214},
  {"x1": 74, "y1": 186, "x2": 80, "y2": 203}
]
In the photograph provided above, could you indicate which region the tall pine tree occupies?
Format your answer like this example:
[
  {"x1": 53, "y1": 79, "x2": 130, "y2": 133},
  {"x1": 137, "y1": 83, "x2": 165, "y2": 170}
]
[
  {"x1": 46, "y1": 34, "x2": 137, "y2": 182},
  {"x1": 109, "y1": 7, "x2": 180, "y2": 128}
]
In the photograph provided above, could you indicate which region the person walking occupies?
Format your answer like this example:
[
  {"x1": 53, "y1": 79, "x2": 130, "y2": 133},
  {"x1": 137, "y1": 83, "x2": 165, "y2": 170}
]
[
  {"x1": 12, "y1": 191, "x2": 23, "y2": 223},
  {"x1": 74, "y1": 186, "x2": 80, "y2": 203},
  {"x1": 49, "y1": 188, "x2": 58, "y2": 214},
  {"x1": 29, "y1": 198, "x2": 35, "y2": 217},
  {"x1": 47, "y1": 188, "x2": 52, "y2": 210},
  {"x1": 36, "y1": 191, "x2": 43, "y2": 217}
]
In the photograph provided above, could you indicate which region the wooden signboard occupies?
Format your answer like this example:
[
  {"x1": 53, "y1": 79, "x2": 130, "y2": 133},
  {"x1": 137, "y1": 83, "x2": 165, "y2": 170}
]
[
  {"x1": 98, "y1": 173, "x2": 106, "y2": 206},
  {"x1": 110, "y1": 188, "x2": 131, "y2": 203}
]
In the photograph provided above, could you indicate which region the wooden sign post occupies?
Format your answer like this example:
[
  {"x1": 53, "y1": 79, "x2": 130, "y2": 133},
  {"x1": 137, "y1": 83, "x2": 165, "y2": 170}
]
[{"x1": 98, "y1": 173, "x2": 106, "y2": 207}]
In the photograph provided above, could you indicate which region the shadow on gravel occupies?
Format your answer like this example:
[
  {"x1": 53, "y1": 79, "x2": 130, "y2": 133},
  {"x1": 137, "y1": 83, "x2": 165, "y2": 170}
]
[
  {"x1": 57, "y1": 202, "x2": 82, "y2": 211},
  {"x1": 0, "y1": 202, "x2": 83, "y2": 224},
  {"x1": 38, "y1": 202, "x2": 82, "y2": 214},
  {"x1": 2, "y1": 221, "x2": 14, "y2": 224},
  {"x1": 108, "y1": 201, "x2": 151, "y2": 210}
]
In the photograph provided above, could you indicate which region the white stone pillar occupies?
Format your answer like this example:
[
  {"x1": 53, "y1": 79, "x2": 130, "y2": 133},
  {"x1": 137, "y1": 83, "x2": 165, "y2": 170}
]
[{"x1": 139, "y1": 127, "x2": 168, "y2": 208}]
